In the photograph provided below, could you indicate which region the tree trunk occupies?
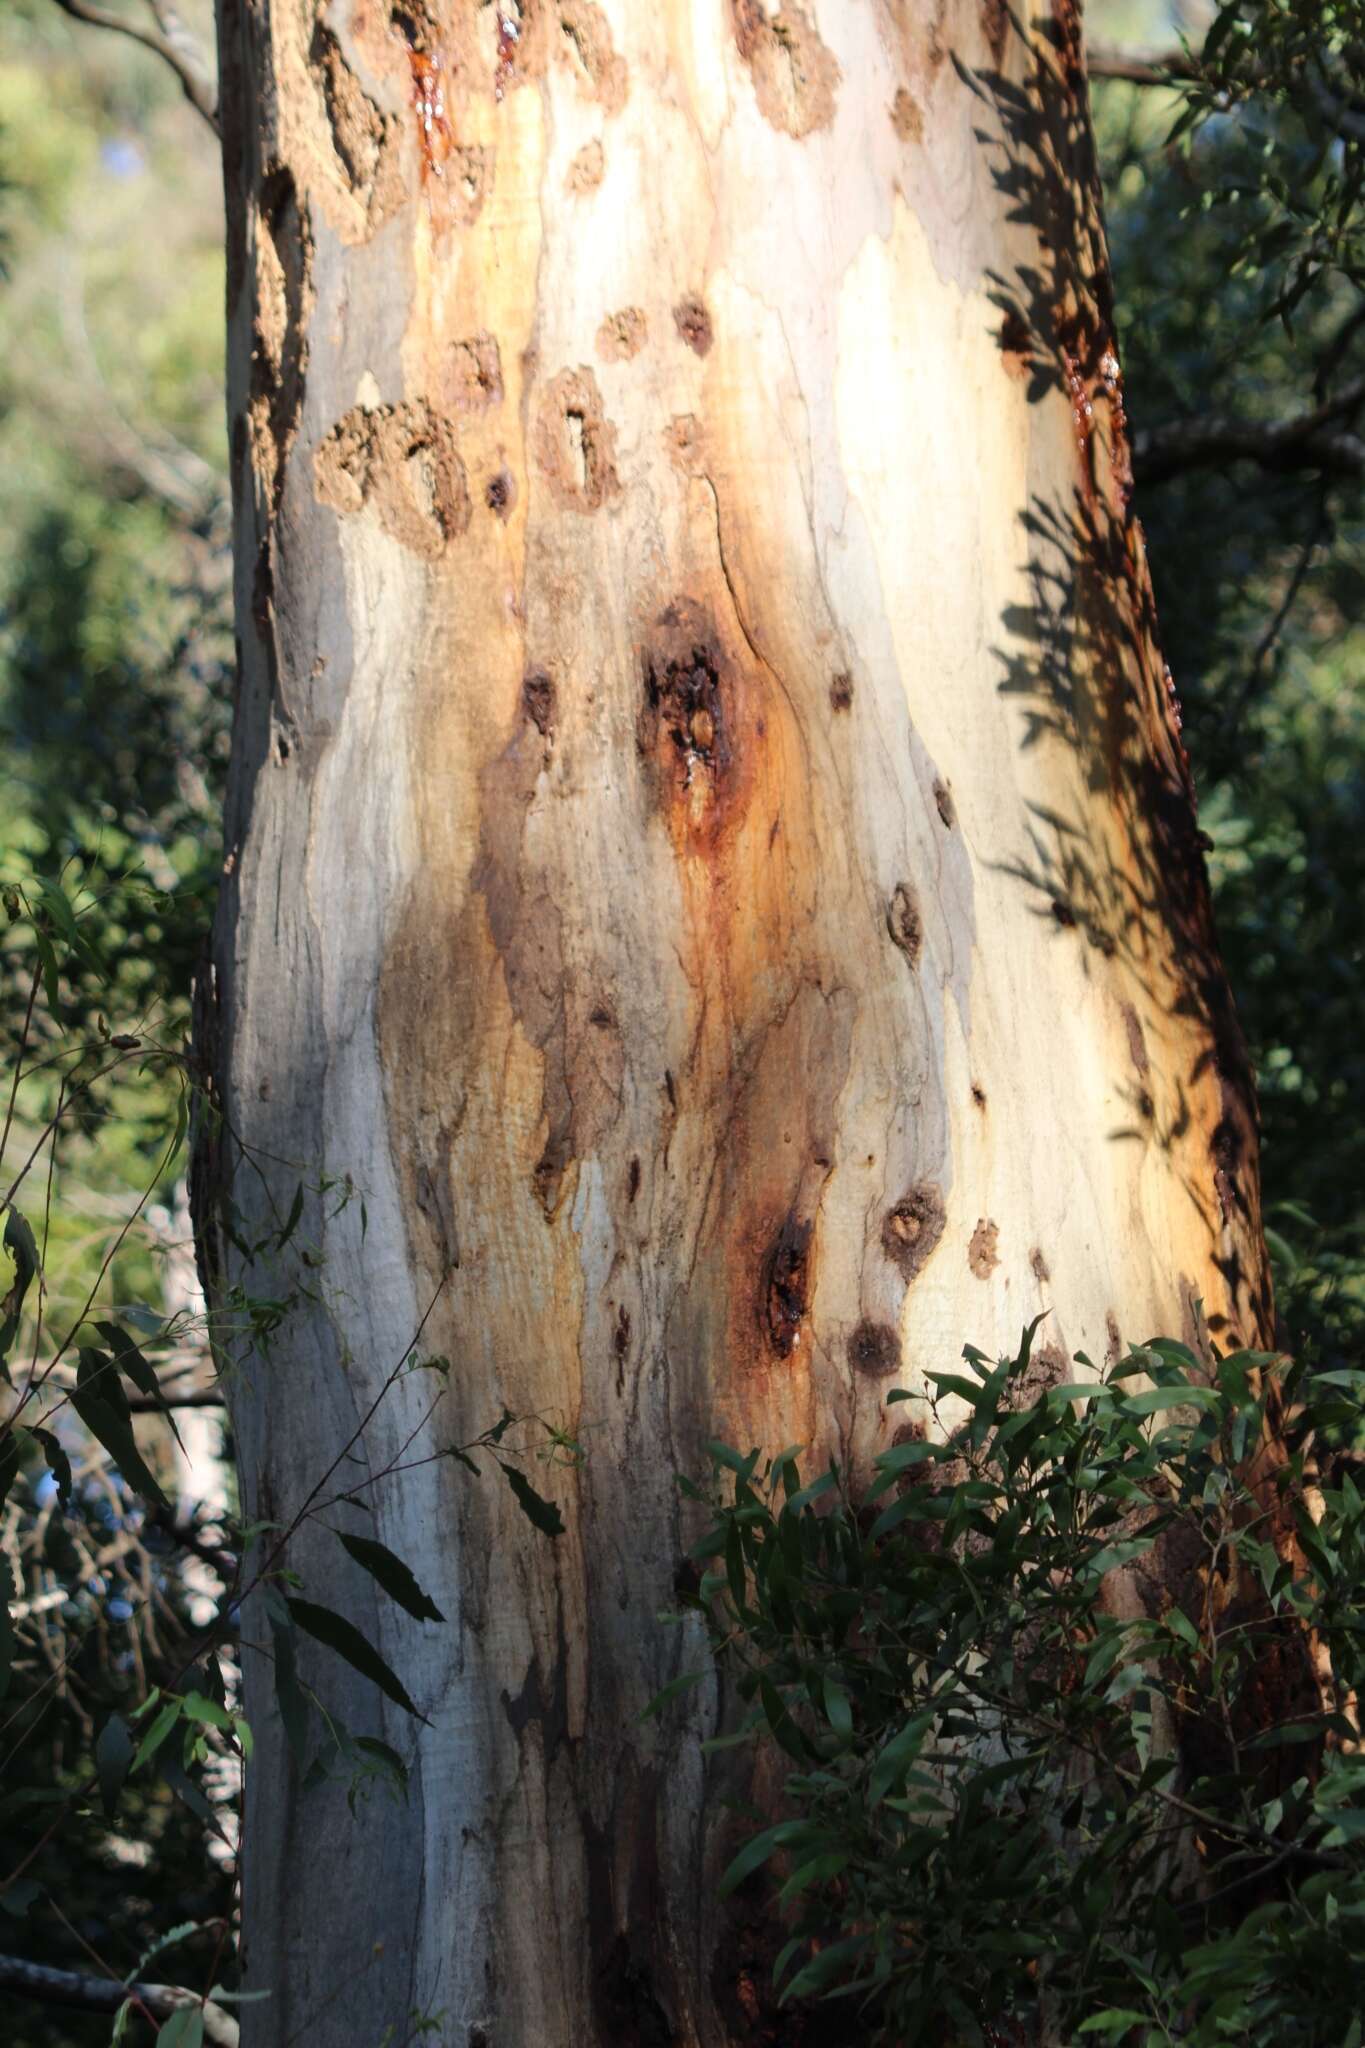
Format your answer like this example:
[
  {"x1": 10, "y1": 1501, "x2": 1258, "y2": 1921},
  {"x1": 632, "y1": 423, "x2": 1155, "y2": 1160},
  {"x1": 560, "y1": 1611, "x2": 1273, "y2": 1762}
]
[{"x1": 205, "y1": 2, "x2": 1270, "y2": 2041}]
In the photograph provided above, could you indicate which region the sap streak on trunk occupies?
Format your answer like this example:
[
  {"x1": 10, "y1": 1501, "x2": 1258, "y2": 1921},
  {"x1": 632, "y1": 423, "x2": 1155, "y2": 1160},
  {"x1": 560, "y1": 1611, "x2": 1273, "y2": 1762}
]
[{"x1": 207, "y1": 1, "x2": 1269, "y2": 2041}]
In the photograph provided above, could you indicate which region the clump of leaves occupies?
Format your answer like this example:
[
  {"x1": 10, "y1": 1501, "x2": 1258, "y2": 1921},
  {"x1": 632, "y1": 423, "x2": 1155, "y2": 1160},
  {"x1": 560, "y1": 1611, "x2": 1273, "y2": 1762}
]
[{"x1": 666, "y1": 1326, "x2": 1365, "y2": 2046}]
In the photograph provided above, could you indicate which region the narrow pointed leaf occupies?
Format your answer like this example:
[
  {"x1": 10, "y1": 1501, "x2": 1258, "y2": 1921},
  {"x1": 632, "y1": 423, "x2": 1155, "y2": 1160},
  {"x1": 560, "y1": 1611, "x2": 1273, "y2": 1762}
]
[{"x1": 336, "y1": 1530, "x2": 445, "y2": 1622}]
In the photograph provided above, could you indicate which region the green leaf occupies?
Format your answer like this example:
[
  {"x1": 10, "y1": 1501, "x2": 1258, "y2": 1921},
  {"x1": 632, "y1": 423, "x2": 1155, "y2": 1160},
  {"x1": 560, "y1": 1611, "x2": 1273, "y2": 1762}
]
[
  {"x1": 31, "y1": 925, "x2": 61, "y2": 1021},
  {"x1": 718, "y1": 1820, "x2": 811, "y2": 1898},
  {"x1": 869, "y1": 1711, "x2": 934, "y2": 1807},
  {"x1": 285, "y1": 1596, "x2": 427, "y2": 1720},
  {"x1": 180, "y1": 1691, "x2": 233, "y2": 1731},
  {"x1": 155, "y1": 2008, "x2": 204, "y2": 2047},
  {"x1": 0, "y1": 1427, "x2": 22, "y2": 1514},
  {"x1": 336, "y1": 1531, "x2": 446, "y2": 1622},
  {"x1": 354, "y1": 1735, "x2": 410, "y2": 1798},
  {"x1": 132, "y1": 1700, "x2": 182, "y2": 1775},
  {"x1": 499, "y1": 1462, "x2": 565, "y2": 1539},
  {"x1": 263, "y1": 1595, "x2": 310, "y2": 1765},
  {"x1": 30, "y1": 1427, "x2": 72, "y2": 1508},
  {"x1": 93, "y1": 1320, "x2": 184, "y2": 1450},
  {"x1": 96, "y1": 1713, "x2": 134, "y2": 1819},
  {"x1": 0, "y1": 1206, "x2": 40, "y2": 1376},
  {"x1": 822, "y1": 1673, "x2": 853, "y2": 1739},
  {"x1": 69, "y1": 1349, "x2": 169, "y2": 1510},
  {"x1": 1120, "y1": 1384, "x2": 1221, "y2": 1416},
  {"x1": 637, "y1": 1669, "x2": 706, "y2": 1722},
  {"x1": 0, "y1": 1559, "x2": 14, "y2": 1706}
]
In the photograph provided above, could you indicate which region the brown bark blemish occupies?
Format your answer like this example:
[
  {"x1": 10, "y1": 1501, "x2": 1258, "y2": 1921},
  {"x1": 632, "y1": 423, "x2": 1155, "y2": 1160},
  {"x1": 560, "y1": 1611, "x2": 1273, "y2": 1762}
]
[
  {"x1": 445, "y1": 331, "x2": 504, "y2": 412},
  {"x1": 626, "y1": 1156, "x2": 640, "y2": 1203},
  {"x1": 998, "y1": 308, "x2": 1034, "y2": 381},
  {"x1": 1121, "y1": 1000, "x2": 1150, "y2": 1077},
  {"x1": 1105, "y1": 1310, "x2": 1122, "y2": 1366},
  {"x1": 829, "y1": 672, "x2": 853, "y2": 712},
  {"x1": 665, "y1": 414, "x2": 705, "y2": 477},
  {"x1": 1030, "y1": 1246, "x2": 1050, "y2": 1283},
  {"x1": 485, "y1": 467, "x2": 516, "y2": 517},
  {"x1": 312, "y1": 19, "x2": 404, "y2": 230},
  {"x1": 597, "y1": 307, "x2": 648, "y2": 361},
  {"x1": 567, "y1": 138, "x2": 605, "y2": 193},
  {"x1": 535, "y1": 367, "x2": 620, "y2": 511},
  {"x1": 673, "y1": 295, "x2": 713, "y2": 356},
  {"x1": 882, "y1": 1183, "x2": 946, "y2": 1283},
  {"x1": 314, "y1": 399, "x2": 471, "y2": 557},
  {"x1": 848, "y1": 1319, "x2": 901, "y2": 1379},
  {"x1": 639, "y1": 598, "x2": 752, "y2": 848},
  {"x1": 981, "y1": 0, "x2": 1009, "y2": 63},
  {"x1": 968, "y1": 1218, "x2": 1000, "y2": 1279},
  {"x1": 523, "y1": 670, "x2": 556, "y2": 737},
  {"x1": 890, "y1": 86, "x2": 922, "y2": 142},
  {"x1": 557, "y1": 2, "x2": 628, "y2": 112},
  {"x1": 730, "y1": 0, "x2": 839, "y2": 138},
  {"x1": 971, "y1": 1083, "x2": 986, "y2": 1109},
  {"x1": 886, "y1": 881, "x2": 923, "y2": 966},
  {"x1": 251, "y1": 165, "x2": 314, "y2": 514},
  {"x1": 763, "y1": 1213, "x2": 814, "y2": 1357},
  {"x1": 933, "y1": 779, "x2": 955, "y2": 827}
]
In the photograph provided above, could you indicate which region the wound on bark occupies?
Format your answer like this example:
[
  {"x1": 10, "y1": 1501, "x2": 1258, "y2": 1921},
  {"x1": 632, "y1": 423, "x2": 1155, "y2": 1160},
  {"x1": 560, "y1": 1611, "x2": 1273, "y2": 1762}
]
[
  {"x1": 523, "y1": 670, "x2": 556, "y2": 736},
  {"x1": 882, "y1": 1183, "x2": 946, "y2": 1282},
  {"x1": 848, "y1": 1318, "x2": 901, "y2": 1379},
  {"x1": 763, "y1": 1214, "x2": 813, "y2": 1356},
  {"x1": 886, "y1": 882, "x2": 923, "y2": 966},
  {"x1": 673, "y1": 294, "x2": 713, "y2": 355}
]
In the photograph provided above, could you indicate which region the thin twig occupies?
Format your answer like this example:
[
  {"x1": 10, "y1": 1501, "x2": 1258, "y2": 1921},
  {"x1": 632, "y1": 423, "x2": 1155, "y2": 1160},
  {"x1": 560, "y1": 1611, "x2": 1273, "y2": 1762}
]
[{"x1": 43, "y1": 0, "x2": 219, "y2": 133}]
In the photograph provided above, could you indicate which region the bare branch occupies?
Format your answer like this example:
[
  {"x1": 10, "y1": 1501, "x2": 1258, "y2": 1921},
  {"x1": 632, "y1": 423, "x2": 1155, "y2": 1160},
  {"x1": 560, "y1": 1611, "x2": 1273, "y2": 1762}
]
[
  {"x1": 43, "y1": 0, "x2": 218, "y2": 134},
  {"x1": 1086, "y1": 43, "x2": 1198, "y2": 86},
  {"x1": 1134, "y1": 377, "x2": 1365, "y2": 484},
  {"x1": 0, "y1": 1953, "x2": 240, "y2": 2045}
]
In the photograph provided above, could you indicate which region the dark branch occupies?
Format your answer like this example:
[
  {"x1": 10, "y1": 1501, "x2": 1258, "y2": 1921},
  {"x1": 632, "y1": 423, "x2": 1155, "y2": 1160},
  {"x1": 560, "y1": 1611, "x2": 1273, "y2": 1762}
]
[
  {"x1": 1134, "y1": 378, "x2": 1365, "y2": 484},
  {"x1": 44, "y1": 0, "x2": 218, "y2": 133},
  {"x1": 124, "y1": 1388, "x2": 225, "y2": 1410},
  {"x1": 0, "y1": 1954, "x2": 239, "y2": 2045},
  {"x1": 1086, "y1": 43, "x2": 1198, "y2": 86}
]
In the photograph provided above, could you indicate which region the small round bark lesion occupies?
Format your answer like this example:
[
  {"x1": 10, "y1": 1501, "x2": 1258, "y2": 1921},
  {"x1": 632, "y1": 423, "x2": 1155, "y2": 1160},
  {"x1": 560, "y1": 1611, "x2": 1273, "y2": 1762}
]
[{"x1": 882, "y1": 1183, "x2": 946, "y2": 1282}]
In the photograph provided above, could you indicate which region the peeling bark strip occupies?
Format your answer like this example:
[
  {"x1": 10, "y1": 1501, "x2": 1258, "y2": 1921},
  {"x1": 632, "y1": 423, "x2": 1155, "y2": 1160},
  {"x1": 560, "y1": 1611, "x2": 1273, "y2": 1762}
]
[{"x1": 209, "y1": 5, "x2": 1272, "y2": 2043}]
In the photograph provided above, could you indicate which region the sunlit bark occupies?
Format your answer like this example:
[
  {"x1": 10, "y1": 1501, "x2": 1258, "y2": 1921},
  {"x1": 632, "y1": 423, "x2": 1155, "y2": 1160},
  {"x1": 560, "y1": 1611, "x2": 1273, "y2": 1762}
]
[{"x1": 205, "y1": 3, "x2": 1269, "y2": 2040}]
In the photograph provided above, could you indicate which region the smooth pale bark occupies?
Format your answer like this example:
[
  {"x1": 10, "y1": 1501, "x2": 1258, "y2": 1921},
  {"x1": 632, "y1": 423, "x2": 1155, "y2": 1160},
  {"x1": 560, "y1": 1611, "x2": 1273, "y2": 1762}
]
[{"x1": 205, "y1": 2, "x2": 1270, "y2": 2041}]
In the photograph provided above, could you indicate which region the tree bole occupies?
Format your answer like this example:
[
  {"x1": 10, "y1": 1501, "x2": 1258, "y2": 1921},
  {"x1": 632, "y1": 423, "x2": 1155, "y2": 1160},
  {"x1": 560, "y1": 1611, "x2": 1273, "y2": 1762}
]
[{"x1": 205, "y1": 3, "x2": 1269, "y2": 2040}]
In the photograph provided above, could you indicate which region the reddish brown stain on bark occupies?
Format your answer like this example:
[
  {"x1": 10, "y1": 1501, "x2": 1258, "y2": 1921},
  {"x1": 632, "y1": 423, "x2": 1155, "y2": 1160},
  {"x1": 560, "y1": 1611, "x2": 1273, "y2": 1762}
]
[
  {"x1": 886, "y1": 881, "x2": 924, "y2": 967},
  {"x1": 890, "y1": 86, "x2": 922, "y2": 142},
  {"x1": 729, "y1": 0, "x2": 839, "y2": 137},
  {"x1": 848, "y1": 1319, "x2": 902, "y2": 1379},
  {"x1": 445, "y1": 331, "x2": 504, "y2": 412},
  {"x1": 883, "y1": 1183, "x2": 946, "y2": 1282},
  {"x1": 567, "y1": 139, "x2": 605, "y2": 192},
  {"x1": 534, "y1": 367, "x2": 620, "y2": 511},
  {"x1": 968, "y1": 1218, "x2": 1000, "y2": 1279},
  {"x1": 597, "y1": 307, "x2": 648, "y2": 361},
  {"x1": 673, "y1": 295, "x2": 714, "y2": 356},
  {"x1": 313, "y1": 399, "x2": 470, "y2": 556},
  {"x1": 763, "y1": 1214, "x2": 814, "y2": 1356},
  {"x1": 829, "y1": 672, "x2": 853, "y2": 712}
]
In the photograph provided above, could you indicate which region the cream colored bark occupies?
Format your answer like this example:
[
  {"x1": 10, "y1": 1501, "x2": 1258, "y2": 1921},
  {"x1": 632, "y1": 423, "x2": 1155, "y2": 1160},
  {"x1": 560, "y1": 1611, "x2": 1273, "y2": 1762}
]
[{"x1": 206, "y1": 2, "x2": 1269, "y2": 2041}]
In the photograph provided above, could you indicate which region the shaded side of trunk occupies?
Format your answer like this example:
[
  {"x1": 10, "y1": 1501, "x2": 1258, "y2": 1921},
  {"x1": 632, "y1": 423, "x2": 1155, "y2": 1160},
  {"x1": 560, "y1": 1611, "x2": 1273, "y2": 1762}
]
[{"x1": 205, "y1": 3, "x2": 1268, "y2": 2042}]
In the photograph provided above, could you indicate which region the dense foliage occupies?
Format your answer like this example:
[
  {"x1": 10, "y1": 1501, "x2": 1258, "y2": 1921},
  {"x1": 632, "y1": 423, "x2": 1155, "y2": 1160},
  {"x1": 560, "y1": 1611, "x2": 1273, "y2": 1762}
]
[{"x1": 670, "y1": 1330, "x2": 1365, "y2": 2045}]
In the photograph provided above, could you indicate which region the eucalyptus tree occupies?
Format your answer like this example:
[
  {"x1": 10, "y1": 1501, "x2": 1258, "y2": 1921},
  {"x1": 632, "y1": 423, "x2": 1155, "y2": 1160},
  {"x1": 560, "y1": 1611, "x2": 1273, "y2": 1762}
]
[{"x1": 202, "y1": 3, "x2": 1272, "y2": 2041}]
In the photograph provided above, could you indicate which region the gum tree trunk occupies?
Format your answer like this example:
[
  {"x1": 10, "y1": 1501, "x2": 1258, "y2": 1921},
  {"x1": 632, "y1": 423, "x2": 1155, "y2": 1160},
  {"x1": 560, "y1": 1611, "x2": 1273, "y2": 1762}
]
[{"x1": 206, "y1": 2, "x2": 1271, "y2": 2041}]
